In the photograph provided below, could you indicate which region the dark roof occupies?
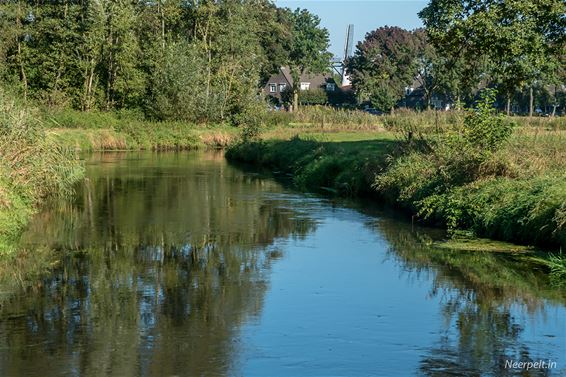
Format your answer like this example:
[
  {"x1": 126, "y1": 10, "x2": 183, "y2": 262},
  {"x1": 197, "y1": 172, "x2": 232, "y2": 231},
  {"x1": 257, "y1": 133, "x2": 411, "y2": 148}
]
[
  {"x1": 340, "y1": 84, "x2": 354, "y2": 93},
  {"x1": 280, "y1": 67, "x2": 293, "y2": 86},
  {"x1": 275, "y1": 67, "x2": 334, "y2": 88}
]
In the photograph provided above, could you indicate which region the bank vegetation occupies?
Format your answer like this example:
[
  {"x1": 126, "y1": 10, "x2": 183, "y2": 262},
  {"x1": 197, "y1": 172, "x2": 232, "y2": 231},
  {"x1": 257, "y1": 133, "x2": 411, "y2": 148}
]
[
  {"x1": 227, "y1": 91, "x2": 566, "y2": 258},
  {"x1": 0, "y1": 90, "x2": 83, "y2": 253}
]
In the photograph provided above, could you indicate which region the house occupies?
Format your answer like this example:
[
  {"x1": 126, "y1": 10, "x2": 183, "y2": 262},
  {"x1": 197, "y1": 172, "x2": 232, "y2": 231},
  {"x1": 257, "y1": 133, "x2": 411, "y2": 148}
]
[
  {"x1": 263, "y1": 67, "x2": 340, "y2": 106},
  {"x1": 401, "y1": 81, "x2": 453, "y2": 111}
]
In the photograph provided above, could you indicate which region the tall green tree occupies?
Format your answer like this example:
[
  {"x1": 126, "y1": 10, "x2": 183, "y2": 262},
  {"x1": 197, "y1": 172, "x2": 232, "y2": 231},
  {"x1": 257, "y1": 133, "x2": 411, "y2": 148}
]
[
  {"x1": 419, "y1": 0, "x2": 566, "y2": 115},
  {"x1": 0, "y1": 1, "x2": 33, "y2": 99},
  {"x1": 256, "y1": 4, "x2": 294, "y2": 84},
  {"x1": 149, "y1": 41, "x2": 208, "y2": 121},
  {"x1": 100, "y1": 0, "x2": 145, "y2": 110},
  {"x1": 148, "y1": 0, "x2": 283, "y2": 123},
  {"x1": 286, "y1": 8, "x2": 331, "y2": 111},
  {"x1": 77, "y1": 0, "x2": 106, "y2": 111}
]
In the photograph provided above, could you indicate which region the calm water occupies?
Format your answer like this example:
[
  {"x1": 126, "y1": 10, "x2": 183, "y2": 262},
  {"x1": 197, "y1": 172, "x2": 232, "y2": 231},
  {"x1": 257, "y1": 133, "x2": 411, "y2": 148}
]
[{"x1": 1, "y1": 151, "x2": 565, "y2": 376}]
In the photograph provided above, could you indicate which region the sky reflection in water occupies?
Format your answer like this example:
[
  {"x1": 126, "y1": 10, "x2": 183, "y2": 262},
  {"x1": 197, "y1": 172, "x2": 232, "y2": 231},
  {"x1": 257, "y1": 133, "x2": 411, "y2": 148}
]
[{"x1": 0, "y1": 151, "x2": 564, "y2": 377}]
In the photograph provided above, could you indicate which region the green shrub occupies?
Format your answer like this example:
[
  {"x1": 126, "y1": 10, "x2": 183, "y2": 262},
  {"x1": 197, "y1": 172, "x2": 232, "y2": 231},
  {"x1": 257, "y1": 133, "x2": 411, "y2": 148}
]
[
  {"x1": 299, "y1": 89, "x2": 329, "y2": 105},
  {"x1": 415, "y1": 175, "x2": 566, "y2": 248},
  {"x1": 547, "y1": 254, "x2": 566, "y2": 286},
  {"x1": 233, "y1": 100, "x2": 268, "y2": 142},
  {"x1": 463, "y1": 89, "x2": 515, "y2": 152}
]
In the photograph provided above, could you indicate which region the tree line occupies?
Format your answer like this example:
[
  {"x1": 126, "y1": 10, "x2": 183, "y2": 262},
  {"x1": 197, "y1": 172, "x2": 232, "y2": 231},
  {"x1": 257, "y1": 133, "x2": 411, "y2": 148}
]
[
  {"x1": 0, "y1": 0, "x2": 330, "y2": 122},
  {"x1": 0, "y1": 0, "x2": 564, "y2": 120},
  {"x1": 347, "y1": 0, "x2": 565, "y2": 115}
]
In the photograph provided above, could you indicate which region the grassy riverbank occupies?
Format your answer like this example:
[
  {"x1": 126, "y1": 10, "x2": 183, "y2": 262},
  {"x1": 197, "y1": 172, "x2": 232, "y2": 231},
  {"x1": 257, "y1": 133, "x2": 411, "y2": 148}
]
[
  {"x1": 40, "y1": 107, "x2": 390, "y2": 152},
  {"x1": 43, "y1": 106, "x2": 565, "y2": 152},
  {"x1": 45, "y1": 109, "x2": 238, "y2": 151},
  {"x1": 43, "y1": 108, "x2": 380, "y2": 151},
  {"x1": 0, "y1": 93, "x2": 84, "y2": 254},
  {"x1": 226, "y1": 106, "x2": 566, "y2": 254},
  {"x1": 0, "y1": 105, "x2": 384, "y2": 256}
]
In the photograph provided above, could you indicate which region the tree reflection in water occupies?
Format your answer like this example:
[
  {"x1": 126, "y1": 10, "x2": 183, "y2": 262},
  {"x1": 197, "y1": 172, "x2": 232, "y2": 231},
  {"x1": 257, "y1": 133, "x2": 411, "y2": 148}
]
[
  {"x1": 0, "y1": 152, "x2": 564, "y2": 376},
  {"x1": 0, "y1": 151, "x2": 317, "y2": 377},
  {"x1": 375, "y1": 218, "x2": 566, "y2": 376}
]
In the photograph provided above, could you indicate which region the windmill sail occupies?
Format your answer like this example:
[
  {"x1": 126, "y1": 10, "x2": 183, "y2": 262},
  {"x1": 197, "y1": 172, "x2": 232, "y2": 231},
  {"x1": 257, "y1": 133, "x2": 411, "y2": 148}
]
[{"x1": 342, "y1": 24, "x2": 354, "y2": 87}]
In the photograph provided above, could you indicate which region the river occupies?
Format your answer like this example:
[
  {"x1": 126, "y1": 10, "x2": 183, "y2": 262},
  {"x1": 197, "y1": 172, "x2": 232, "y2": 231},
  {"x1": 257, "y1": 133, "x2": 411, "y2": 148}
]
[{"x1": 1, "y1": 151, "x2": 565, "y2": 376}]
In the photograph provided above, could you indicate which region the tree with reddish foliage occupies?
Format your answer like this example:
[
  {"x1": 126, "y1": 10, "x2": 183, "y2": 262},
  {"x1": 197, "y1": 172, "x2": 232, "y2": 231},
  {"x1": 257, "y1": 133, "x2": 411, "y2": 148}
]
[{"x1": 347, "y1": 26, "x2": 424, "y2": 113}]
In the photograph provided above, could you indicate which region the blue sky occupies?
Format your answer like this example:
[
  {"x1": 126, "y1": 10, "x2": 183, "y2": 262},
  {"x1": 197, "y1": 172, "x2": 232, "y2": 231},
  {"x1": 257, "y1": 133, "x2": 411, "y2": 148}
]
[{"x1": 275, "y1": 1, "x2": 428, "y2": 58}]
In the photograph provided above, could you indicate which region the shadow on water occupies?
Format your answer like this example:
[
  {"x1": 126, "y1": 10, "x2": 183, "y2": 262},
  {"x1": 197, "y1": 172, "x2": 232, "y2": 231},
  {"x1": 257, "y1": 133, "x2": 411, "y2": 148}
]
[{"x1": 0, "y1": 150, "x2": 564, "y2": 376}]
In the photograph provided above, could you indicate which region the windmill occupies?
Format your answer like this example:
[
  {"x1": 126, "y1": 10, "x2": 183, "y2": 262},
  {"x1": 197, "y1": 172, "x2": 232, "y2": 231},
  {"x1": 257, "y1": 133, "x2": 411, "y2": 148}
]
[{"x1": 331, "y1": 24, "x2": 354, "y2": 87}]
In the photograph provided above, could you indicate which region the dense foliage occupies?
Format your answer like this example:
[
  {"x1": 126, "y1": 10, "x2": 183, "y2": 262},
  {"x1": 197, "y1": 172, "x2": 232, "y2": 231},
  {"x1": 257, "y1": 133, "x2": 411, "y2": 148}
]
[
  {"x1": 420, "y1": 0, "x2": 566, "y2": 114},
  {"x1": 347, "y1": 26, "x2": 425, "y2": 112},
  {"x1": 1, "y1": 0, "x2": 563, "y2": 116},
  {"x1": 286, "y1": 8, "x2": 332, "y2": 111},
  {"x1": 348, "y1": 0, "x2": 565, "y2": 114},
  {"x1": 0, "y1": 0, "x2": 330, "y2": 121}
]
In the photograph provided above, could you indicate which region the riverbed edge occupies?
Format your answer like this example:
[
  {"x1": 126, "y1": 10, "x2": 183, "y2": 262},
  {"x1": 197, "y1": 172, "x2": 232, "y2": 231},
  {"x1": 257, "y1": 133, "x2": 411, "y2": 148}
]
[
  {"x1": 1, "y1": 125, "x2": 237, "y2": 256},
  {"x1": 225, "y1": 139, "x2": 566, "y2": 254}
]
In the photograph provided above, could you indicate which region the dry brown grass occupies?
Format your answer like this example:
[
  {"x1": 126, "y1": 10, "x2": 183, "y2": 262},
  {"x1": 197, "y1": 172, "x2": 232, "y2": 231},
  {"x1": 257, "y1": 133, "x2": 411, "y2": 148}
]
[
  {"x1": 0, "y1": 184, "x2": 9, "y2": 209},
  {"x1": 514, "y1": 116, "x2": 566, "y2": 130},
  {"x1": 200, "y1": 132, "x2": 236, "y2": 148},
  {"x1": 91, "y1": 129, "x2": 129, "y2": 150}
]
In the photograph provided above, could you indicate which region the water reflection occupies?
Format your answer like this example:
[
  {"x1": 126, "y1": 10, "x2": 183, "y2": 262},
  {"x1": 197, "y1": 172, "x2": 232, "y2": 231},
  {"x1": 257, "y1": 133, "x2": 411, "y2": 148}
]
[
  {"x1": 375, "y1": 218, "x2": 566, "y2": 376},
  {"x1": 1, "y1": 151, "x2": 316, "y2": 377},
  {"x1": 0, "y1": 151, "x2": 564, "y2": 376}
]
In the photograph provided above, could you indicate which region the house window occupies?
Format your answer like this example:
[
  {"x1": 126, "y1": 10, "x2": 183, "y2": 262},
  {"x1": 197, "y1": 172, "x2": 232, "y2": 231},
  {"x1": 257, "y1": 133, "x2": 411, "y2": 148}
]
[
  {"x1": 432, "y1": 98, "x2": 442, "y2": 109},
  {"x1": 326, "y1": 83, "x2": 336, "y2": 92},
  {"x1": 279, "y1": 83, "x2": 287, "y2": 92},
  {"x1": 269, "y1": 84, "x2": 277, "y2": 93},
  {"x1": 300, "y1": 82, "x2": 310, "y2": 91}
]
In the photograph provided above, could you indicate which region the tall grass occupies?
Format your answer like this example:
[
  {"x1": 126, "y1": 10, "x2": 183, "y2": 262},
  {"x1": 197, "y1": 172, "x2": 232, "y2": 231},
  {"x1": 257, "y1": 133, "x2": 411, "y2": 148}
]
[
  {"x1": 514, "y1": 116, "x2": 566, "y2": 130},
  {"x1": 0, "y1": 90, "x2": 84, "y2": 252},
  {"x1": 44, "y1": 109, "x2": 238, "y2": 151},
  {"x1": 264, "y1": 106, "x2": 385, "y2": 131},
  {"x1": 546, "y1": 254, "x2": 566, "y2": 286}
]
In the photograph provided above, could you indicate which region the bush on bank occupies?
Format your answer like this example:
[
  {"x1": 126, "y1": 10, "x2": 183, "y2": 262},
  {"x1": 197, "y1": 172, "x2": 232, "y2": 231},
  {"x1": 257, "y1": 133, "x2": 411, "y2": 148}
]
[
  {"x1": 376, "y1": 90, "x2": 565, "y2": 248},
  {"x1": 0, "y1": 91, "x2": 84, "y2": 253}
]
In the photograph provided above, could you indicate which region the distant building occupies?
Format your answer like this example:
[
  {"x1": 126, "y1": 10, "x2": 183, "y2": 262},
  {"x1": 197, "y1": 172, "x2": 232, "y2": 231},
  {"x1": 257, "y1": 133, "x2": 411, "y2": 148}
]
[
  {"x1": 401, "y1": 81, "x2": 452, "y2": 111},
  {"x1": 263, "y1": 67, "x2": 341, "y2": 106}
]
